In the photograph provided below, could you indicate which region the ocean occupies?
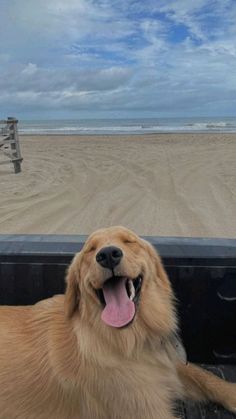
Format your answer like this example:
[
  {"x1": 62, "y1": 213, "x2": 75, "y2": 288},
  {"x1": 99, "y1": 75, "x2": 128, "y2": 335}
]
[{"x1": 18, "y1": 116, "x2": 236, "y2": 135}]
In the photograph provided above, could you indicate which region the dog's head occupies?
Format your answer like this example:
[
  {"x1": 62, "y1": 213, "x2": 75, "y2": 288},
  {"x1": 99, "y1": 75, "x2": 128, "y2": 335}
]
[{"x1": 65, "y1": 226, "x2": 177, "y2": 349}]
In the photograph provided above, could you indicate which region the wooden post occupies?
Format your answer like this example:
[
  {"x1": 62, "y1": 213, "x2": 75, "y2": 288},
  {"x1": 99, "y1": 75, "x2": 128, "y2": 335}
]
[
  {"x1": 0, "y1": 117, "x2": 23, "y2": 173},
  {"x1": 7, "y1": 118, "x2": 23, "y2": 173}
]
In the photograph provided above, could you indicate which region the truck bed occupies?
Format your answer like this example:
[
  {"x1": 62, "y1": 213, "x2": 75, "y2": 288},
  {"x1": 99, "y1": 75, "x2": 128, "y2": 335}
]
[{"x1": 0, "y1": 234, "x2": 236, "y2": 418}]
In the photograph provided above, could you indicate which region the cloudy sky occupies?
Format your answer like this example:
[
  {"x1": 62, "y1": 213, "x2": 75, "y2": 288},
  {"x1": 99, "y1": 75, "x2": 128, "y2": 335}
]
[{"x1": 0, "y1": 0, "x2": 236, "y2": 119}]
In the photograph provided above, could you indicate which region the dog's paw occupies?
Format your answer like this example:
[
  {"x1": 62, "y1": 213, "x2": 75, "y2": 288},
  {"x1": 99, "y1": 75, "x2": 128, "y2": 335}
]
[
  {"x1": 226, "y1": 406, "x2": 236, "y2": 416},
  {"x1": 222, "y1": 383, "x2": 236, "y2": 415}
]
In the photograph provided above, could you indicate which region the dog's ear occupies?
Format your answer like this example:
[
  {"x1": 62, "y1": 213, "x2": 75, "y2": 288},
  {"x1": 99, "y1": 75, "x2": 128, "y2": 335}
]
[
  {"x1": 64, "y1": 255, "x2": 81, "y2": 319},
  {"x1": 154, "y1": 251, "x2": 172, "y2": 293},
  {"x1": 145, "y1": 240, "x2": 172, "y2": 293}
]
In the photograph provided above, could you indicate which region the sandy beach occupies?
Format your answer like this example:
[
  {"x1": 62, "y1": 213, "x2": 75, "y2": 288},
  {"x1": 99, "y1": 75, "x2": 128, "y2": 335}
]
[{"x1": 0, "y1": 134, "x2": 235, "y2": 237}]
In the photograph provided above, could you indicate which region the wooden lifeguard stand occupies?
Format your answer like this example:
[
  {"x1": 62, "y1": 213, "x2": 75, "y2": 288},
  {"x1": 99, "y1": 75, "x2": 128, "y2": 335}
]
[{"x1": 0, "y1": 117, "x2": 23, "y2": 173}]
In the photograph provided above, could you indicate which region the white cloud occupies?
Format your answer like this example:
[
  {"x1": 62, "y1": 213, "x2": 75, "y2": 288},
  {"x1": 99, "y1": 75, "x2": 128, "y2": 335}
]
[
  {"x1": 22, "y1": 63, "x2": 38, "y2": 75},
  {"x1": 1, "y1": 65, "x2": 133, "y2": 93}
]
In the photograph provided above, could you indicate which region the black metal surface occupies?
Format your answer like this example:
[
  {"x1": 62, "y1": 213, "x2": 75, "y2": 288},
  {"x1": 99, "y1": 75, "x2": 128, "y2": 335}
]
[
  {"x1": 167, "y1": 264, "x2": 236, "y2": 365},
  {"x1": 1, "y1": 234, "x2": 236, "y2": 260}
]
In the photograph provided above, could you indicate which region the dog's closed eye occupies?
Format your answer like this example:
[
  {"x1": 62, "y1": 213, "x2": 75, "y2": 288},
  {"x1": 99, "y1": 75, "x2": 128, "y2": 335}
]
[
  {"x1": 123, "y1": 239, "x2": 136, "y2": 244},
  {"x1": 85, "y1": 245, "x2": 97, "y2": 253}
]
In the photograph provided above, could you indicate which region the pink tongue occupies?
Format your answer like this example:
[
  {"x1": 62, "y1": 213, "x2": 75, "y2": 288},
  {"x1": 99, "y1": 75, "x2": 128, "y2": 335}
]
[{"x1": 101, "y1": 277, "x2": 135, "y2": 328}]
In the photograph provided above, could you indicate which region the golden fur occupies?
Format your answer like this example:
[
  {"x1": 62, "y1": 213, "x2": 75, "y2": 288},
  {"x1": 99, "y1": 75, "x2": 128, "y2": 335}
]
[{"x1": 0, "y1": 226, "x2": 236, "y2": 419}]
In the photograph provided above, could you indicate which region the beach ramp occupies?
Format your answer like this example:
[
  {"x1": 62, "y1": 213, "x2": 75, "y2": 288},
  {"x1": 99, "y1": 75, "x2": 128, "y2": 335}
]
[{"x1": 0, "y1": 117, "x2": 23, "y2": 173}]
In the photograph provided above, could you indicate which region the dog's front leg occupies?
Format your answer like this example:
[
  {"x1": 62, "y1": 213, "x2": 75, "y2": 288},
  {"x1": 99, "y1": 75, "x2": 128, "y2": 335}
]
[{"x1": 177, "y1": 361, "x2": 236, "y2": 414}]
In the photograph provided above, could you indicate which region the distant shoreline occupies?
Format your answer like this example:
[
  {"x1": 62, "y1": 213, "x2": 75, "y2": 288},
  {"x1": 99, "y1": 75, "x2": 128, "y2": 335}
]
[
  {"x1": 18, "y1": 131, "x2": 236, "y2": 136},
  {"x1": 17, "y1": 116, "x2": 236, "y2": 136}
]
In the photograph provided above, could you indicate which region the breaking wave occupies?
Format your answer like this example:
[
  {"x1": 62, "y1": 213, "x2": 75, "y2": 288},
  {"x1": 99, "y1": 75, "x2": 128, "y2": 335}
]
[{"x1": 18, "y1": 118, "x2": 236, "y2": 135}]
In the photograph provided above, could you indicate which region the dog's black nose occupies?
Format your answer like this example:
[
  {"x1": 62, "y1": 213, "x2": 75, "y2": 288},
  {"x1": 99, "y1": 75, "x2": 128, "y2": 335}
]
[{"x1": 96, "y1": 246, "x2": 123, "y2": 269}]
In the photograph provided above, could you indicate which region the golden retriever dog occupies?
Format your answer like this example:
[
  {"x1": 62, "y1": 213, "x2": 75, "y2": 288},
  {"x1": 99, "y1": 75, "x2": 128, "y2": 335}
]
[{"x1": 0, "y1": 226, "x2": 236, "y2": 419}]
